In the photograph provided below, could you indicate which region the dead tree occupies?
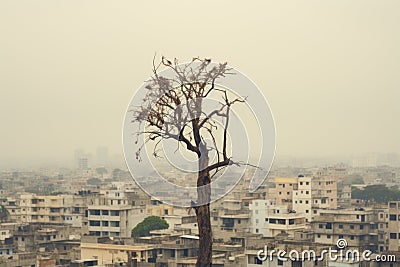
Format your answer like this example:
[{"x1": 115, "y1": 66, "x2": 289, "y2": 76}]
[{"x1": 132, "y1": 57, "x2": 246, "y2": 267}]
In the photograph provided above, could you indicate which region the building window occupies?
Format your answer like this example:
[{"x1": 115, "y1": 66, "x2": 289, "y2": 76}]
[
  {"x1": 278, "y1": 259, "x2": 284, "y2": 266},
  {"x1": 390, "y1": 233, "x2": 397, "y2": 239},
  {"x1": 390, "y1": 215, "x2": 397, "y2": 221},
  {"x1": 90, "y1": 210, "x2": 100, "y2": 216},
  {"x1": 339, "y1": 224, "x2": 343, "y2": 229},
  {"x1": 89, "y1": 220, "x2": 100, "y2": 227},
  {"x1": 110, "y1": 210, "x2": 120, "y2": 216}
]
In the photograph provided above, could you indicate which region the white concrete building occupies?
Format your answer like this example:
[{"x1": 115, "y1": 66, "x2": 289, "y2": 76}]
[
  {"x1": 249, "y1": 199, "x2": 306, "y2": 237},
  {"x1": 293, "y1": 175, "x2": 338, "y2": 222},
  {"x1": 87, "y1": 190, "x2": 144, "y2": 238}
]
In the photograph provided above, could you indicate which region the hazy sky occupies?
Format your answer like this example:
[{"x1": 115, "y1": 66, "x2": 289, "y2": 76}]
[{"x1": 1, "y1": 1, "x2": 400, "y2": 167}]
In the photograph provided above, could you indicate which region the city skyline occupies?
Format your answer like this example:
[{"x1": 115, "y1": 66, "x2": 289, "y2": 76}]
[{"x1": 1, "y1": 1, "x2": 400, "y2": 168}]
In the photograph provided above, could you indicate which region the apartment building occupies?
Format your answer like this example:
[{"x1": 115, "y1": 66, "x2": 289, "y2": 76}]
[
  {"x1": 146, "y1": 199, "x2": 174, "y2": 217},
  {"x1": 268, "y1": 177, "x2": 298, "y2": 210},
  {"x1": 18, "y1": 194, "x2": 71, "y2": 224},
  {"x1": 293, "y1": 175, "x2": 338, "y2": 222},
  {"x1": 249, "y1": 199, "x2": 306, "y2": 237},
  {"x1": 388, "y1": 201, "x2": 400, "y2": 251},
  {"x1": 15, "y1": 193, "x2": 88, "y2": 231},
  {"x1": 1, "y1": 197, "x2": 21, "y2": 222},
  {"x1": 212, "y1": 199, "x2": 251, "y2": 241},
  {"x1": 87, "y1": 190, "x2": 144, "y2": 238},
  {"x1": 312, "y1": 208, "x2": 388, "y2": 252}
]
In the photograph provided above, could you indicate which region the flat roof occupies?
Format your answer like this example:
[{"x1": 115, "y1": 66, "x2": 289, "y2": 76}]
[
  {"x1": 180, "y1": 235, "x2": 199, "y2": 240},
  {"x1": 274, "y1": 177, "x2": 298, "y2": 183},
  {"x1": 80, "y1": 242, "x2": 154, "y2": 251}
]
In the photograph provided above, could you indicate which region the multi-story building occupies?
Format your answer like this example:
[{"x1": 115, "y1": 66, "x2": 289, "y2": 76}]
[
  {"x1": 1, "y1": 197, "x2": 20, "y2": 222},
  {"x1": 311, "y1": 208, "x2": 387, "y2": 252},
  {"x1": 19, "y1": 194, "x2": 71, "y2": 224},
  {"x1": 16, "y1": 193, "x2": 88, "y2": 231},
  {"x1": 211, "y1": 199, "x2": 251, "y2": 241},
  {"x1": 388, "y1": 201, "x2": 400, "y2": 251},
  {"x1": 293, "y1": 175, "x2": 338, "y2": 222},
  {"x1": 146, "y1": 199, "x2": 175, "y2": 217},
  {"x1": 249, "y1": 199, "x2": 306, "y2": 237},
  {"x1": 268, "y1": 177, "x2": 298, "y2": 210},
  {"x1": 87, "y1": 190, "x2": 144, "y2": 238}
]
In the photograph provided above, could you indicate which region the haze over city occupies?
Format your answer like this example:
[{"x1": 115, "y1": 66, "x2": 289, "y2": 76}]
[{"x1": 1, "y1": 1, "x2": 400, "y2": 169}]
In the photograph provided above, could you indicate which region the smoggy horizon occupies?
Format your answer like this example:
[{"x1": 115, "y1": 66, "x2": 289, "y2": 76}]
[{"x1": 1, "y1": 1, "x2": 400, "y2": 169}]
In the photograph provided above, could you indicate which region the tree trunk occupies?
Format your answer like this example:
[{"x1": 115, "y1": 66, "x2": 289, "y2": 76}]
[{"x1": 196, "y1": 145, "x2": 212, "y2": 267}]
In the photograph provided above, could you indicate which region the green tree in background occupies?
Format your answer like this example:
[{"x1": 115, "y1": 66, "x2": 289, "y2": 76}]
[
  {"x1": 131, "y1": 216, "x2": 169, "y2": 237},
  {"x1": 342, "y1": 174, "x2": 364, "y2": 185},
  {"x1": 87, "y1": 178, "x2": 101, "y2": 185},
  {"x1": 352, "y1": 184, "x2": 400, "y2": 203}
]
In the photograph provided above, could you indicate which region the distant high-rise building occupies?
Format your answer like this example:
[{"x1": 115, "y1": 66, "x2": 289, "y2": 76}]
[
  {"x1": 96, "y1": 146, "x2": 109, "y2": 166},
  {"x1": 78, "y1": 157, "x2": 89, "y2": 170}
]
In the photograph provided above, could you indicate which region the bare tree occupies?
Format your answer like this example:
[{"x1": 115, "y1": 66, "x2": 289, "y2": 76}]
[{"x1": 132, "y1": 57, "x2": 246, "y2": 266}]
